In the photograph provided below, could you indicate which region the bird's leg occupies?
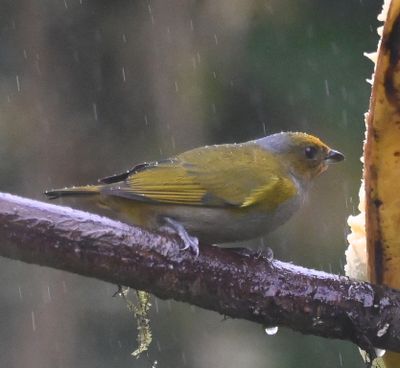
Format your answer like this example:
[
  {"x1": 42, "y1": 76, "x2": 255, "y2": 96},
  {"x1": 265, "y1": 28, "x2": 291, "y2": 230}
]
[{"x1": 160, "y1": 217, "x2": 199, "y2": 256}]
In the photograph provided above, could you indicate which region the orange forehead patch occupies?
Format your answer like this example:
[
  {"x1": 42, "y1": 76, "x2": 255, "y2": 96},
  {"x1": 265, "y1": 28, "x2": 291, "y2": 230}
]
[{"x1": 290, "y1": 132, "x2": 329, "y2": 148}]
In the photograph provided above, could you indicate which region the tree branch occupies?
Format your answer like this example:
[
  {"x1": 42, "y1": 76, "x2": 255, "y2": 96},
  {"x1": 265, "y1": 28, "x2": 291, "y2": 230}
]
[{"x1": 1, "y1": 192, "x2": 399, "y2": 353}]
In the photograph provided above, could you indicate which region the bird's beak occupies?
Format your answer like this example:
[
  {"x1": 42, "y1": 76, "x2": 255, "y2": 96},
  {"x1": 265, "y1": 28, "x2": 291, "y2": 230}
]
[{"x1": 325, "y1": 149, "x2": 345, "y2": 164}]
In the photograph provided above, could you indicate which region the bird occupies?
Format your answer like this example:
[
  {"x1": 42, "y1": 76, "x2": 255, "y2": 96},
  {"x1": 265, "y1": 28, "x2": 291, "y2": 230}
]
[{"x1": 45, "y1": 132, "x2": 344, "y2": 255}]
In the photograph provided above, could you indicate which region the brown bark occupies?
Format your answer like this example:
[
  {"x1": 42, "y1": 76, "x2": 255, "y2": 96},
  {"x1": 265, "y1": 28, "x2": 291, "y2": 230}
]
[{"x1": 0, "y1": 192, "x2": 399, "y2": 354}]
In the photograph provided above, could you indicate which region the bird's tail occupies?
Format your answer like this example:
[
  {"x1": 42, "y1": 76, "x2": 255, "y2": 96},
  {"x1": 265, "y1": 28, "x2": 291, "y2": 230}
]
[{"x1": 44, "y1": 185, "x2": 101, "y2": 199}]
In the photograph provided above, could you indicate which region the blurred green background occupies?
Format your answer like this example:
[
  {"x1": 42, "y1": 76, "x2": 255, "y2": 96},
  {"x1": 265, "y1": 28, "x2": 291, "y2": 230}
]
[{"x1": 0, "y1": 0, "x2": 380, "y2": 367}]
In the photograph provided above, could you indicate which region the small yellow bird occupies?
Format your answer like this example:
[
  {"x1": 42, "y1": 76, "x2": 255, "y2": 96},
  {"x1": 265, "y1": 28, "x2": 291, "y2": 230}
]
[{"x1": 45, "y1": 132, "x2": 344, "y2": 255}]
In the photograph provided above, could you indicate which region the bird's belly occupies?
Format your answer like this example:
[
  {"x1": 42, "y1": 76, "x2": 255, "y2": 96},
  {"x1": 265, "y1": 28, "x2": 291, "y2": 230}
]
[
  {"x1": 111, "y1": 195, "x2": 301, "y2": 244},
  {"x1": 189, "y1": 203, "x2": 299, "y2": 243},
  {"x1": 175, "y1": 206, "x2": 278, "y2": 243}
]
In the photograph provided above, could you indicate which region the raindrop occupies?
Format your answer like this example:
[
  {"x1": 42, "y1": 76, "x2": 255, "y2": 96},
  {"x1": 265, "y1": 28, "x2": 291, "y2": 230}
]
[
  {"x1": 47, "y1": 285, "x2": 52, "y2": 302},
  {"x1": 265, "y1": 326, "x2": 278, "y2": 335},
  {"x1": 262, "y1": 122, "x2": 267, "y2": 135},
  {"x1": 181, "y1": 351, "x2": 187, "y2": 365},
  {"x1": 31, "y1": 311, "x2": 36, "y2": 332},
  {"x1": 214, "y1": 34, "x2": 218, "y2": 45},
  {"x1": 312, "y1": 317, "x2": 323, "y2": 326},
  {"x1": 324, "y1": 80, "x2": 330, "y2": 96},
  {"x1": 377, "y1": 323, "x2": 390, "y2": 337},
  {"x1": 16, "y1": 75, "x2": 20, "y2": 92},
  {"x1": 166, "y1": 27, "x2": 171, "y2": 43},
  {"x1": 148, "y1": 4, "x2": 155, "y2": 24},
  {"x1": 122, "y1": 67, "x2": 126, "y2": 82},
  {"x1": 174, "y1": 81, "x2": 179, "y2": 92},
  {"x1": 92, "y1": 103, "x2": 98, "y2": 121},
  {"x1": 338, "y1": 352, "x2": 343, "y2": 366}
]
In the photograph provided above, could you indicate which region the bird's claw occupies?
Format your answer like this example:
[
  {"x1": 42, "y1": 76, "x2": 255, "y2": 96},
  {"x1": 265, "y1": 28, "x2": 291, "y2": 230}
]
[
  {"x1": 162, "y1": 217, "x2": 199, "y2": 256},
  {"x1": 262, "y1": 247, "x2": 274, "y2": 261}
]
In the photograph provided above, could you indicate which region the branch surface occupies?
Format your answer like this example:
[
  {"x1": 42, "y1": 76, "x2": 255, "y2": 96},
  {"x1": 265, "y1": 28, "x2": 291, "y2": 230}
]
[{"x1": 1, "y1": 192, "x2": 400, "y2": 353}]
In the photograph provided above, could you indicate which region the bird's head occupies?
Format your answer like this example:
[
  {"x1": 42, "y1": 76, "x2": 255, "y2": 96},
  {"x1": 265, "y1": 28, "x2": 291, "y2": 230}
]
[{"x1": 256, "y1": 132, "x2": 344, "y2": 182}]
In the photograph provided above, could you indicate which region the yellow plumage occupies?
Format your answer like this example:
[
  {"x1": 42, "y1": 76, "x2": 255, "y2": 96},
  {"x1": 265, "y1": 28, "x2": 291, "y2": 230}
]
[{"x1": 45, "y1": 132, "x2": 343, "y2": 252}]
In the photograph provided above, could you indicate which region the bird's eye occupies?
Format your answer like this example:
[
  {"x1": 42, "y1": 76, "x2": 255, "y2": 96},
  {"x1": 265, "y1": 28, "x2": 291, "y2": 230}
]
[{"x1": 304, "y1": 146, "x2": 318, "y2": 159}]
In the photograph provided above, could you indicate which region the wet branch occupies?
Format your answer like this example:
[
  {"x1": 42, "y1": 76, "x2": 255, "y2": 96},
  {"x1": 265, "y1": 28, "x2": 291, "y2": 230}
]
[{"x1": 1, "y1": 192, "x2": 400, "y2": 353}]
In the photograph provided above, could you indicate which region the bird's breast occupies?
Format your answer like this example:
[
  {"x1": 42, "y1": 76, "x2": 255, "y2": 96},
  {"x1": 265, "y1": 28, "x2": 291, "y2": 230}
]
[{"x1": 150, "y1": 193, "x2": 302, "y2": 244}]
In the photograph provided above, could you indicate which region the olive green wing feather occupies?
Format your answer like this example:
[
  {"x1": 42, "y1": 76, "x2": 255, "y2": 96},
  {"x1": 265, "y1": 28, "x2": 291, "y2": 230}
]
[
  {"x1": 108, "y1": 161, "x2": 207, "y2": 205},
  {"x1": 101, "y1": 144, "x2": 297, "y2": 209}
]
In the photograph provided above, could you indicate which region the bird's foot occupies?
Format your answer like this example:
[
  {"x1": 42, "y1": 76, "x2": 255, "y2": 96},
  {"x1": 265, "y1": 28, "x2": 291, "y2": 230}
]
[
  {"x1": 160, "y1": 217, "x2": 199, "y2": 256},
  {"x1": 262, "y1": 246, "x2": 274, "y2": 261}
]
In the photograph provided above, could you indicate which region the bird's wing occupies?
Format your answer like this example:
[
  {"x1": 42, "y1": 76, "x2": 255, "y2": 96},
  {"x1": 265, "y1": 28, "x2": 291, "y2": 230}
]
[
  {"x1": 101, "y1": 144, "x2": 297, "y2": 209},
  {"x1": 98, "y1": 160, "x2": 173, "y2": 184}
]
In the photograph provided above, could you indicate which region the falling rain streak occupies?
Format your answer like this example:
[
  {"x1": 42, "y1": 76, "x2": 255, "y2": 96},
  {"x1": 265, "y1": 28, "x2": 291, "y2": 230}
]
[
  {"x1": 92, "y1": 103, "x2": 98, "y2": 121},
  {"x1": 324, "y1": 80, "x2": 330, "y2": 96},
  {"x1": 16, "y1": 75, "x2": 20, "y2": 92},
  {"x1": 31, "y1": 311, "x2": 36, "y2": 332}
]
